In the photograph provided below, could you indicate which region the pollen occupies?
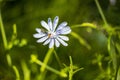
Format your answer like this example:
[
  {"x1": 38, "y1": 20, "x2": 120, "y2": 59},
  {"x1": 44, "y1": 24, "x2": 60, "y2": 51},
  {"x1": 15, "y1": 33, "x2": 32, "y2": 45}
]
[{"x1": 48, "y1": 33, "x2": 51, "y2": 38}]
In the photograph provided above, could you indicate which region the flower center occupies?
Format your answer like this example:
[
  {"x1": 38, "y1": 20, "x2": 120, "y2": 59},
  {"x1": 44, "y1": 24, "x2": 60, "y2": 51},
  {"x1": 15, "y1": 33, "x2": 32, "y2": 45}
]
[{"x1": 48, "y1": 31, "x2": 56, "y2": 38}]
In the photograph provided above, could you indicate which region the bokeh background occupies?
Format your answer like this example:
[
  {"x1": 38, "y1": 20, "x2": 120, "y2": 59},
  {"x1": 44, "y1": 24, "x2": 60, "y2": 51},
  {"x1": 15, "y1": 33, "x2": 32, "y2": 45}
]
[{"x1": 0, "y1": 0, "x2": 120, "y2": 80}]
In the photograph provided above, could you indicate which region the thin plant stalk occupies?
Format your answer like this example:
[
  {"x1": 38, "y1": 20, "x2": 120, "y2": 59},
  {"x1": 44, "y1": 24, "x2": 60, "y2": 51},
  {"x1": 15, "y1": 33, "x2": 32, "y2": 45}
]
[
  {"x1": 0, "y1": 10, "x2": 21, "y2": 80},
  {"x1": 13, "y1": 65, "x2": 20, "y2": 80},
  {"x1": 40, "y1": 48, "x2": 54, "y2": 72},
  {"x1": 30, "y1": 54, "x2": 67, "y2": 77},
  {"x1": 0, "y1": 10, "x2": 8, "y2": 50},
  {"x1": 21, "y1": 60, "x2": 30, "y2": 80},
  {"x1": 0, "y1": 10, "x2": 12, "y2": 67},
  {"x1": 95, "y1": 0, "x2": 108, "y2": 28},
  {"x1": 36, "y1": 58, "x2": 67, "y2": 77},
  {"x1": 69, "y1": 56, "x2": 73, "y2": 80},
  {"x1": 53, "y1": 50, "x2": 62, "y2": 68},
  {"x1": 6, "y1": 54, "x2": 12, "y2": 66}
]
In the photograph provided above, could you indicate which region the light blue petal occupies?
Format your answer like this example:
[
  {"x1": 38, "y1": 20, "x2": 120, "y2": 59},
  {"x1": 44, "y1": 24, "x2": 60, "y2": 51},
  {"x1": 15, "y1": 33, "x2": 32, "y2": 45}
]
[
  {"x1": 37, "y1": 36, "x2": 48, "y2": 43},
  {"x1": 56, "y1": 26, "x2": 71, "y2": 35},
  {"x1": 53, "y1": 16, "x2": 59, "y2": 31},
  {"x1": 48, "y1": 18, "x2": 53, "y2": 31},
  {"x1": 43, "y1": 38, "x2": 51, "y2": 45},
  {"x1": 57, "y1": 22, "x2": 67, "y2": 31},
  {"x1": 55, "y1": 39, "x2": 60, "y2": 47},
  {"x1": 36, "y1": 28, "x2": 41, "y2": 33},
  {"x1": 59, "y1": 35, "x2": 69, "y2": 41},
  {"x1": 41, "y1": 21, "x2": 50, "y2": 31},
  {"x1": 60, "y1": 26, "x2": 71, "y2": 34},
  {"x1": 33, "y1": 33, "x2": 46, "y2": 38},
  {"x1": 57, "y1": 37, "x2": 68, "y2": 46},
  {"x1": 49, "y1": 39, "x2": 54, "y2": 48}
]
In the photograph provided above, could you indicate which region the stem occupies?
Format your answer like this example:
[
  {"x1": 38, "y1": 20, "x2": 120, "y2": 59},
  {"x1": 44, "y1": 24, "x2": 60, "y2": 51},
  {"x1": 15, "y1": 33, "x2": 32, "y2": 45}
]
[
  {"x1": 71, "y1": 23, "x2": 96, "y2": 29},
  {"x1": 98, "y1": 62, "x2": 104, "y2": 72},
  {"x1": 13, "y1": 24, "x2": 17, "y2": 35},
  {"x1": 95, "y1": 0, "x2": 108, "y2": 27},
  {"x1": 31, "y1": 54, "x2": 67, "y2": 78},
  {"x1": 0, "y1": 10, "x2": 8, "y2": 50},
  {"x1": 40, "y1": 48, "x2": 54, "y2": 72},
  {"x1": 21, "y1": 60, "x2": 30, "y2": 80},
  {"x1": 6, "y1": 54, "x2": 12, "y2": 66},
  {"x1": 70, "y1": 32, "x2": 91, "y2": 50},
  {"x1": 13, "y1": 65, "x2": 20, "y2": 80},
  {"x1": 69, "y1": 56, "x2": 73, "y2": 80},
  {"x1": 35, "y1": 59, "x2": 67, "y2": 77},
  {"x1": 53, "y1": 50, "x2": 62, "y2": 68}
]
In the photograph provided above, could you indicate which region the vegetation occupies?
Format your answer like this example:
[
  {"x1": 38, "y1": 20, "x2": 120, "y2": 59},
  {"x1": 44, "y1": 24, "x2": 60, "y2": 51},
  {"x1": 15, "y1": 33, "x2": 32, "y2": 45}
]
[{"x1": 0, "y1": 0, "x2": 120, "y2": 80}]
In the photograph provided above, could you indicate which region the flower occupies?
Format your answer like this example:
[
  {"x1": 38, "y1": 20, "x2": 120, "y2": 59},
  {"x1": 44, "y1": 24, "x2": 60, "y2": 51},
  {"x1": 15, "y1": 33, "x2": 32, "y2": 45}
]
[{"x1": 33, "y1": 16, "x2": 71, "y2": 48}]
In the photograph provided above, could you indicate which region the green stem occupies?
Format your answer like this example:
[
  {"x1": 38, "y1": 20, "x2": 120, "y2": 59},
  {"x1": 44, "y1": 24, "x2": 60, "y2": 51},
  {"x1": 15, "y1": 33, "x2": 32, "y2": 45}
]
[
  {"x1": 40, "y1": 48, "x2": 54, "y2": 72},
  {"x1": 53, "y1": 50, "x2": 62, "y2": 68},
  {"x1": 98, "y1": 62, "x2": 104, "y2": 72},
  {"x1": 21, "y1": 60, "x2": 30, "y2": 80},
  {"x1": 69, "y1": 56, "x2": 73, "y2": 80},
  {"x1": 35, "y1": 58, "x2": 67, "y2": 77},
  {"x1": 13, "y1": 65, "x2": 20, "y2": 80},
  {"x1": 6, "y1": 54, "x2": 12, "y2": 66},
  {"x1": 0, "y1": 10, "x2": 8, "y2": 50},
  {"x1": 95, "y1": 0, "x2": 108, "y2": 28},
  {"x1": 70, "y1": 32, "x2": 91, "y2": 50},
  {"x1": 31, "y1": 54, "x2": 67, "y2": 78}
]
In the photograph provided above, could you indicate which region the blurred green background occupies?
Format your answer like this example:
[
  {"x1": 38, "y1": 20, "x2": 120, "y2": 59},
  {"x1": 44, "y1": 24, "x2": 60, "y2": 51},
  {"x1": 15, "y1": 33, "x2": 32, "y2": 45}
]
[{"x1": 0, "y1": 0, "x2": 120, "y2": 80}]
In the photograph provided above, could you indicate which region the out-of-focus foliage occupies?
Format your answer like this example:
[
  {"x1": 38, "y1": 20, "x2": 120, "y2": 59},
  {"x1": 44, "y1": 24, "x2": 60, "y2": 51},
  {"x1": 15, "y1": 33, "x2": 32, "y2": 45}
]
[{"x1": 0, "y1": 0, "x2": 120, "y2": 80}]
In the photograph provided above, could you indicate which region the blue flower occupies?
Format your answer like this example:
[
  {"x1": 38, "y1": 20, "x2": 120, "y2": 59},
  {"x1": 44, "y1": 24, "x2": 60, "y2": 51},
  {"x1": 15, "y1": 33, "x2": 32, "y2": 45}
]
[{"x1": 33, "y1": 16, "x2": 71, "y2": 48}]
